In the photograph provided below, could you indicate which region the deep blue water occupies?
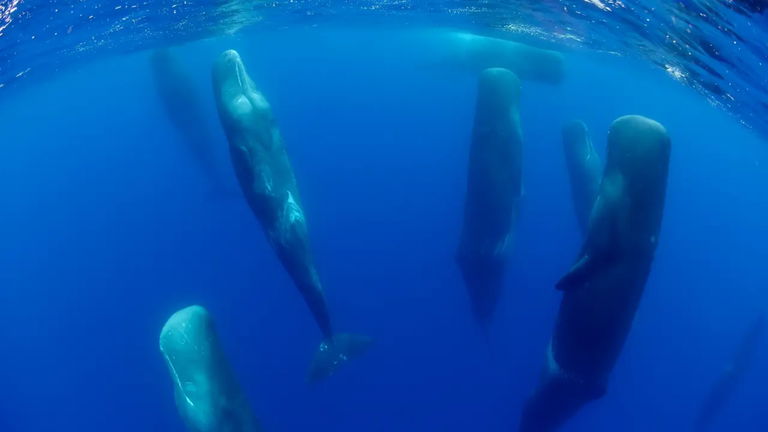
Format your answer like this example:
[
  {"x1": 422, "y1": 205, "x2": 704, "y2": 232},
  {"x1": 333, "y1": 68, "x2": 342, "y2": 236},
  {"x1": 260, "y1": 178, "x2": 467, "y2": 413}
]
[{"x1": 1, "y1": 15, "x2": 768, "y2": 432}]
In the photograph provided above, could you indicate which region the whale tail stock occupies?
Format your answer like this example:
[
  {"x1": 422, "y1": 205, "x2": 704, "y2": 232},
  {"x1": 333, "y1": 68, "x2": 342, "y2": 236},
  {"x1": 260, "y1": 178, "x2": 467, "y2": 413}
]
[{"x1": 308, "y1": 333, "x2": 373, "y2": 382}]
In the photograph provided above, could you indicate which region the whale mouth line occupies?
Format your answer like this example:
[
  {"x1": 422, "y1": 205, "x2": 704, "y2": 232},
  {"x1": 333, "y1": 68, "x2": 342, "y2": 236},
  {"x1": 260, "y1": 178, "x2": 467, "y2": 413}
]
[
  {"x1": 223, "y1": 51, "x2": 248, "y2": 94},
  {"x1": 162, "y1": 349, "x2": 196, "y2": 408},
  {"x1": 214, "y1": 50, "x2": 250, "y2": 98},
  {"x1": 233, "y1": 59, "x2": 246, "y2": 92},
  {"x1": 160, "y1": 322, "x2": 199, "y2": 409}
]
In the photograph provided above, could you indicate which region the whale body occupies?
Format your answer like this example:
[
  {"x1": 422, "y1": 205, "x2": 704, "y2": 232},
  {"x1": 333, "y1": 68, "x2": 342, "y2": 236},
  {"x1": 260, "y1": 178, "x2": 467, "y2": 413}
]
[
  {"x1": 211, "y1": 49, "x2": 371, "y2": 382},
  {"x1": 521, "y1": 116, "x2": 671, "y2": 432}
]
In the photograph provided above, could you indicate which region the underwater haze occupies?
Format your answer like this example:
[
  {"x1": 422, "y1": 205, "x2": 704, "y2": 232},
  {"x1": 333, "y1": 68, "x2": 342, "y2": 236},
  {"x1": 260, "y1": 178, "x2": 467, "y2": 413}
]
[{"x1": 1, "y1": 1, "x2": 768, "y2": 432}]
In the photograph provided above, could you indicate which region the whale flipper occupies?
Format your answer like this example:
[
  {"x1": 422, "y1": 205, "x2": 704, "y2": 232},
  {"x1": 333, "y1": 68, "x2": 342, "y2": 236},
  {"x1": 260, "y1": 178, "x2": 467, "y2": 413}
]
[
  {"x1": 557, "y1": 173, "x2": 626, "y2": 292},
  {"x1": 309, "y1": 333, "x2": 373, "y2": 382},
  {"x1": 556, "y1": 254, "x2": 597, "y2": 291}
]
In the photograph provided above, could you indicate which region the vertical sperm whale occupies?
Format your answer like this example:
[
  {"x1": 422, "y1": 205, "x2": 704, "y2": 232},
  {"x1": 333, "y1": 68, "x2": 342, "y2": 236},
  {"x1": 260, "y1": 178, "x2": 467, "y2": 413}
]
[
  {"x1": 521, "y1": 115, "x2": 671, "y2": 432},
  {"x1": 150, "y1": 48, "x2": 232, "y2": 194},
  {"x1": 562, "y1": 120, "x2": 602, "y2": 235},
  {"x1": 456, "y1": 67, "x2": 523, "y2": 326},
  {"x1": 211, "y1": 49, "x2": 371, "y2": 382}
]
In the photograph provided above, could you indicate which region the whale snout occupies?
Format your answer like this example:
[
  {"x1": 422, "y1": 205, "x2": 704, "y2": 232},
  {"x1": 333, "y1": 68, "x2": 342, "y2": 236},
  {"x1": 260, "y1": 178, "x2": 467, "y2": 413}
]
[
  {"x1": 160, "y1": 305, "x2": 210, "y2": 337},
  {"x1": 159, "y1": 305, "x2": 212, "y2": 362},
  {"x1": 477, "y1": 67, "x2": 521, "y2": 106},
  {"x1": 607, "y1": 115, "x2": 670, "y2": 172},
  {"x1": 212, "y1": 49, "x2": 275, "y2": 129},
  {"x1": 213, "y1": 49, "x2": 250, "y2": 97},
  {"x1": 218, "y1": 50, "x2": 246, "y2": 80},
  {"x1": 220, "y1": 49, "x2": 241, "y2": 63},
  {"x1": 562, "y1": 120, "x2": 589, "y2": 145},
  {"x1": 217, "y1": 49, "x2": 244, "y2": 73},
  {"x1": 609, "y1": 115, "x2": 668, "y2": 151}
]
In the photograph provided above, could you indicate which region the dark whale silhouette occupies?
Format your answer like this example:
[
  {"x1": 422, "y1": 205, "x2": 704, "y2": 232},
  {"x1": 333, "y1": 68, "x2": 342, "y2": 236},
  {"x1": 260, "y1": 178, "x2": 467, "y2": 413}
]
[
  {"x1": 694, "y1": 313, "x2": 765, "y2": 431},
  {"x1": 521, "y1": 115, "x2": 671, "y2": 432},
  {"x1": 562, "y1": 120, "x2": 602, "y2": 235},
  {"x1": 456, "y1": 67, "x2": 523, "y2": 326},
  {"x1": 150, "y1": 48, "x2": 233, "y2": 195},
  {"x1": 427, "y1": 31, "x2": 566, "y2": 85}
]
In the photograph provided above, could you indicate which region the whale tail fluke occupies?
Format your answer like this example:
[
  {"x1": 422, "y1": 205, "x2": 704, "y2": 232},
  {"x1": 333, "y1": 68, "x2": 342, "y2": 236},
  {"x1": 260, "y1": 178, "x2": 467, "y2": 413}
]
[{"x1": 308, "y1": 333, "x2": 372, "y2": 382}]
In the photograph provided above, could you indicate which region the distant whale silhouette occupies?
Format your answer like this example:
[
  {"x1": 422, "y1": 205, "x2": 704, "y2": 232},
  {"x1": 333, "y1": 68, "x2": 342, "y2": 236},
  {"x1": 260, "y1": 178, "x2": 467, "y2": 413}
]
[
  {"x1": 150, "y1": 48, "x2": 233, "y2": 195},
  {"x1": 414, "y1": 29, "x2": 565, "y2": 84},
  {"x1": 694, "y1": 312, "x2": 765, "y2": 431},
  {"x1": 562, "y1": 120, "x2": 602, "y2": 235},
  {"x1": 212, "y1": 49, "x2": 371, "y2": 382},
  {"x1": 456, "y1": 67, "x2": 523, "y2": 326},
  {"x1": 160, "y1": 305, "x2": 260, "y2": 432},
  {"x1": 521, "y1": 115, "x2": 671, "y2": 432}
]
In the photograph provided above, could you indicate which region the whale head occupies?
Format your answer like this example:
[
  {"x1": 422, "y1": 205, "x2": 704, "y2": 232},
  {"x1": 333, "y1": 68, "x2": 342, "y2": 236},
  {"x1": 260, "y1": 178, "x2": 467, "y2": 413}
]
[
  {"x1": 562, "y1": 120, "x2": 590, "y2": 151},
  {"x1": 160, "y1": 306, "x2": 221, "y2": 431},
  {"x1": 606, "y1": 115, "x2": 670, "y2": 191},
  {"x1": 159, "y1": 306, "x2": 257, "y2": 432},
  {"x1": 476, "y1": 67, "x2": 521, "y2": 117},
  {"x1": 212, "y1": 50, "x2": 273, "y2": 131}
]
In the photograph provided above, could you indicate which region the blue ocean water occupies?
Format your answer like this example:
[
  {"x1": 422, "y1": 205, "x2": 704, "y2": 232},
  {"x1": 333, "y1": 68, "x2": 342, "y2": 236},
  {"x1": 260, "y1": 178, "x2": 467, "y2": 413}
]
[{"x1": 1, "y1": 3, "x2": 767, "y2": 432}]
